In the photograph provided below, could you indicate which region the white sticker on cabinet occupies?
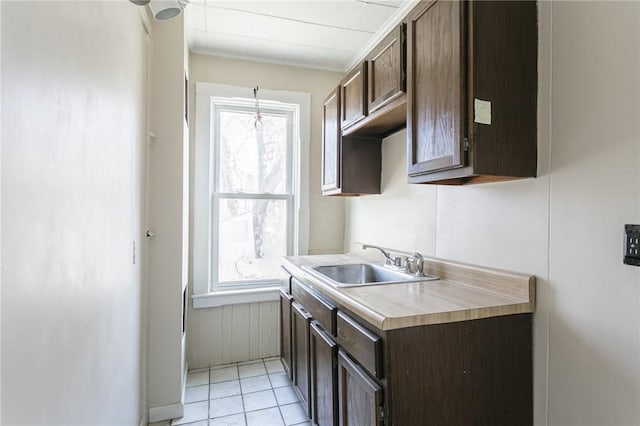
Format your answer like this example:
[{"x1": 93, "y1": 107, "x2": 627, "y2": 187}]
[{"x1": 474, "y1": 99, "x2": 492, "y2": 125}]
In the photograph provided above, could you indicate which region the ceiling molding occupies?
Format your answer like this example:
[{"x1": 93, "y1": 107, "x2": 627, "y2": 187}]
[{"x1": 343, "y1": 0, "x2": 419, "y2": 73}]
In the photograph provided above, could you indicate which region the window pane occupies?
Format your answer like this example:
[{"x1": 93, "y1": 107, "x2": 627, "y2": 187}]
[
  {"x1": 217, "y1": 198, "x2": 287, "y2": 283},
  {"x1": 219, "y1": 110, "x2": 288, "y2": 194}
]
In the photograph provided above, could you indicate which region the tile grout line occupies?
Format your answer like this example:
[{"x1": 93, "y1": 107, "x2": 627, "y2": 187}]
[
  {"x1": 242, "y1": 361, "x2": 249, "y2": 426},
  {"x1": 186, "y1": 357, "x2": 304, "y2": 426}
]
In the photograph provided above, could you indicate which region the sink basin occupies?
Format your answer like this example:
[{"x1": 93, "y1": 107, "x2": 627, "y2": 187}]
[{"x1": 304, "y1": 263, "x2": 438, "y2": 288}]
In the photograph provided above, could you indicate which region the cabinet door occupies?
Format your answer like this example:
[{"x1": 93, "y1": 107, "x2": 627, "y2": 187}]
[
  {"x1": 407, "y1": 0, "x2": 466, "y2": 176},
  {"x1": 310, "y1": 322, "x2": 338, "y2": 426},
  {"x1": 341, "y1": 63, "x2": 367, "y2": 130},
  {"x1": 321, "y1": 87, "x2": 341, "y2": 193},
  {"x1": 368, "y1": 24, "x2": 406, "y2": 114},
  {"x1": 279, "y1": 289, "x2": 293, "y2": 380},
  {"x1": 292, "y1": 302, "x2": 313, "y2": 417},
  {"x1": 338, "y1": 350, "x2": 382, "y2": 426}
]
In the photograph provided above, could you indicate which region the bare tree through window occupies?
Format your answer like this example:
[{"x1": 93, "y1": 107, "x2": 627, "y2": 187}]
[{"x1": 215, "y1": 103, "x2": 293, "y2": 284}]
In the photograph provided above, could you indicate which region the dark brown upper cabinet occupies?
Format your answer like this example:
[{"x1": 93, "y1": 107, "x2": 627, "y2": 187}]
[
  {"x1": 407, "y1": 0, "x2": 537, "y2": 185},
  {"x1": 340, "y1": 62, "x2": 367, "y2": 131},
  {"x1": 322, "y1": 87, "x2": 382, "y2": 196},
  {"x1": 321, "y1": 87, "x2": 341, "y2": 194},
  {"x1": 367, "y1": 23, "x2": 406, "y2": 116},
  {"x1": 342, "y1": 25, "x2": 408, "y2": 138}
]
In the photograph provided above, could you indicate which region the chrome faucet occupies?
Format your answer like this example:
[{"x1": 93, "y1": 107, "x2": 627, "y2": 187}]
[
  {"x1": 362, "y1": 244, "x2": 399, "y2": 266},
  {"x1": 408, "y1": 252, "x2": 425, "y2": 277},
  {"x1": 363, "y1": 245, "x2": 426, "y2": 276}
]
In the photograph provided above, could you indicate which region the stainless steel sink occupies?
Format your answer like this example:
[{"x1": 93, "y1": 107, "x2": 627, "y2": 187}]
[{"x1": 304, "y1": 263, "x2": 438, "y2": 288}]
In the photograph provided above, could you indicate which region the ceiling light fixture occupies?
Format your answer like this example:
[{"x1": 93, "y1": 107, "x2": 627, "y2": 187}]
[{"x1": 129, "y1": 0, "x2": 190, "y2": 21}]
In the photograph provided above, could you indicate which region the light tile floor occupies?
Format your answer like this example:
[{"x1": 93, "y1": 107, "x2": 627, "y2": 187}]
[{"x1": 171, "y1": 357, "x2": 311, "y2": 426}]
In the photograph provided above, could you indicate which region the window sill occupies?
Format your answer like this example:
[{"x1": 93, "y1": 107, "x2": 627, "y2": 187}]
[{"x1": 192, "y1": 286, "x2": 281, "y2": 309}]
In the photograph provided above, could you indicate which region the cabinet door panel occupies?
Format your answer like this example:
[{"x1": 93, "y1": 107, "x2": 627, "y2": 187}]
[
  {"x1": 292, "y1": 302, "x2": 313, "y2": 417},
  {"x1": 368, "y1": 24, "x2": 405, "y2": 114},
  {"x1": 407, "y1": 0, "x2": 465, "y2": 176},
  {"x1": 341, "y1": 63, "x2": 367, "y2": 130},
  {"x1": 338, "y1": 350, "x2": 382, "y2": 426},
  {"x1": 310, "y1": 322, "x2": 338, "y2": 426},
  {"x1": 322, "y1": 87, "x2": 341, "y2": 192},
  {"x1": 279, "y1": 289, "x2": 293, "y2": 380}
]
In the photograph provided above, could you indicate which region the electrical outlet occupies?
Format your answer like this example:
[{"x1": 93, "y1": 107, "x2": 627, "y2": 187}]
[{"x1": 624, "y1": 224, "x2": 640, "y2": 266}]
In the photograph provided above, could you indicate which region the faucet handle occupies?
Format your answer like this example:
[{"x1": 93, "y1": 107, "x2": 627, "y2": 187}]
[
  {"x1": 410, "y1": 252, "x2": 425, "y2": 276},
  {"x1": 402, "y1": 256, "x2": 412, "y2": 269}
]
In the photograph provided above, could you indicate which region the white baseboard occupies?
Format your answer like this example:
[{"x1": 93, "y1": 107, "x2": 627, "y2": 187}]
[{"x1": 148, "y1": 402, "x2": 184, "y2": 423}]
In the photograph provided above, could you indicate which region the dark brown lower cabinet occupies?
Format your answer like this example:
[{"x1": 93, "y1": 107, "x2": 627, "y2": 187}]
[
  {"x1": 292, "y1": 302, "x2": 312, "y2": 417},
  {"x1": 283, "y1": 274, "x2": 533, "y2": 425},
  {"x1": 337, "y1": 350, "x2": 382, "y2": 426},
  {"x1": 279, "y1": 289, "x2": 293, "y2": 380},
  {"x1": 310, "y1": 321, "x2": 338, "y2": 426}
]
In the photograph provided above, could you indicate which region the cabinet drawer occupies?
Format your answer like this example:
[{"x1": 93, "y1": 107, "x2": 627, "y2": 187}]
[
  {"x1": 336, "y1": 311, "x2": 383, "y2": 379},
  {"x1": 291, "y1": 278, "x2": 337, "y2": 335}
]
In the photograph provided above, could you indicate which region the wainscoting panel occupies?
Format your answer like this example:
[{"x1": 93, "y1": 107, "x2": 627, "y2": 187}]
[{"x1": 187, "y1": 300, "x2": 280, "y2": 369}]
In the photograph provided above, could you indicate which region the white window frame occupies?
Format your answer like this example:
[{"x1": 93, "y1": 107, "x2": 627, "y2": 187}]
[{"x1": 192, "y1": 82, "x2": 310, "y2": 308}]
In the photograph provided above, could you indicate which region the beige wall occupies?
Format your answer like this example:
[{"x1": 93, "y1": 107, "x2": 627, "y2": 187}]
[
  {"x1": 345, "y1": 2, "x2": 640, "y2": 424},
  {"x1": 188, "y1": 54, "x2": 345, "y2": 256},
  {"x1": 547, "y1": 2, "x2": 640, "y2": 424},
  {"x1": 1, "y1": 2, "x2": 148, "y2": 424}
]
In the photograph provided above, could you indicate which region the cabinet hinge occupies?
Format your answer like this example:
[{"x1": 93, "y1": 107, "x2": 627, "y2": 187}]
[
  {"x1": 464, "y1": 137, "x2": 470, "y2": 152},
  {"x1": 379, "y1": 405, "x2": 385, "y2": 425}
]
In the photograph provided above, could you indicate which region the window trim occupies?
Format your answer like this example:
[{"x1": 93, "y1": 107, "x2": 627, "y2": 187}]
[{"x1": 193, "y1": 82, "x2": 310, "y2": 307}]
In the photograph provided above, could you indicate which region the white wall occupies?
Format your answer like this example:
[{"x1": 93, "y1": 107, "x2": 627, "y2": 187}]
[
  {"x1": 147, "y1": 14, "x2": 189, "y2": 418},
  {"x1": 547, "y1": 2, "x2": 640, "y2": 424},
  {"x1": 345, "y1": 2, "x2": 640, "y2": 424},
  {"x1": 186, "y1": 55, "x2": 344, "y2": 367},
  {"x1": 1, "y1": 2, "x2": 148, "y2": 424}
]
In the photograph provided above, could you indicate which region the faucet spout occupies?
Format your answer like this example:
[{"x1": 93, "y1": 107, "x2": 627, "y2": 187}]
[{"x1": 362, "y1": 244, "x2": 395, "y2": 265}]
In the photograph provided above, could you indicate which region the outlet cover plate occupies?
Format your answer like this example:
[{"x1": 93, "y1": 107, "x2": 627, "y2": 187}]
[{"x1": 624, "y1": 224, "x2": 640, "y2": 266}]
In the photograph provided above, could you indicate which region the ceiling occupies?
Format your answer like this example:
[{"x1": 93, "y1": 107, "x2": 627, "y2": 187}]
[{"x1": 185, "y1": 0, "x2": 415, "y2": 72}]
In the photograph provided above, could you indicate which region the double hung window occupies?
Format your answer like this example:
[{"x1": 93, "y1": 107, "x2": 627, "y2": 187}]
[
  {"x1": 194, "y1": 83, "x2": 309, "y2": 306},
  {"x1": 211, "y1": 98, "x2": 295, "y2": 289}
]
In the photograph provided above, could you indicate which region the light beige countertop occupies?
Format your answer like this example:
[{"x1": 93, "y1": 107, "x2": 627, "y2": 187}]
[{"x1": 281, "y1": 254, "x2": 535, "y2": 331}]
